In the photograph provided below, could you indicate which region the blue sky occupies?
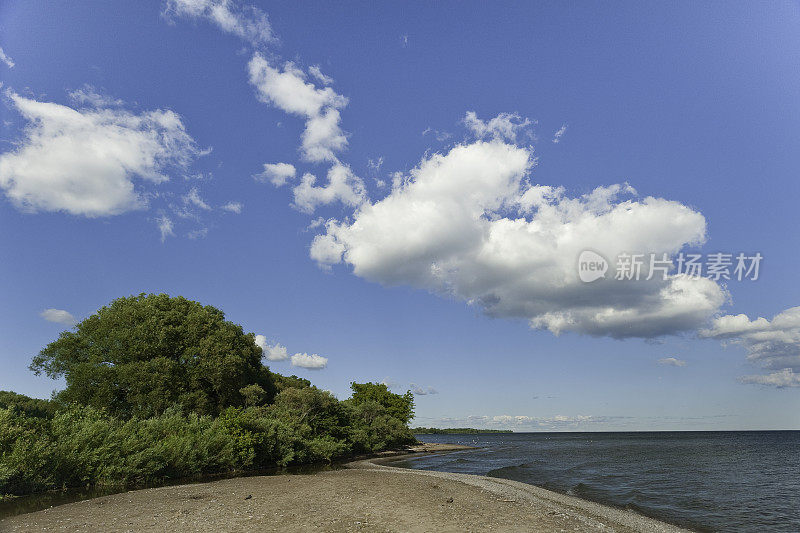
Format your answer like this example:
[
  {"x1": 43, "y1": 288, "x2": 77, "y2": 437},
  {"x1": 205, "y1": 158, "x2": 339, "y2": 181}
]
[{"x1": 1, "y1": 1, "x2": 799, "y2": 430}]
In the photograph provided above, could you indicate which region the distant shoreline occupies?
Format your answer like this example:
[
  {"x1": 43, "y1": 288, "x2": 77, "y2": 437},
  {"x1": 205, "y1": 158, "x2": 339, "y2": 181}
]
[
  {"x1": 1, "y1": 442, "x2": 686, "y2": 532},
  {"x1": 412, "y1": 427, "x2": 513, "y2": 434}
]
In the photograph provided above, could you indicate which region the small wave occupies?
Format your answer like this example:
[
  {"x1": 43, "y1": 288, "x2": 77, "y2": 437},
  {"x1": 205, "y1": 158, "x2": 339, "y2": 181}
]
[{"x1": 486, "y1": 462, "x2": 533, "y2": 477}]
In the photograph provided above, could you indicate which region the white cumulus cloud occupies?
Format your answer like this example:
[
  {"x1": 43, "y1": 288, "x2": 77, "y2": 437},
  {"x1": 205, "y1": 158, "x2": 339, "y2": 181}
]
[
  {"x1": 701, "y1": 307, "x2": 800, "y2": 385},
  {"x1": 293, "y1": 163, "x2": 365, "y2": 214},
  {"x1": 248, "y1": 54, "x2": 348, "y2": 164},
  {"x1": 40, "y1": 308, "x2": 77, "y2": 325},
  {"x1": 254, "y1": 335, "x2": 290, "y2": 361},
  {"x1": 310, "y1": 138, "x2": 725, "y2": 339},
  {"x1": 0, "y1": 92, "x2": 202, "y2": 217},
  {"x1": 291, "y1": 352, "x2": 328, "y2": 369},
  {"x1": 254, "y1": 162, "x2": 296, "y2": 186}
]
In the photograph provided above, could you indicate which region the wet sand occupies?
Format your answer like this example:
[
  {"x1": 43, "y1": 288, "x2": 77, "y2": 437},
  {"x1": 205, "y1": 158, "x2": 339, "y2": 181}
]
[{"x1": 0, "y1": 443, "x2": 687, "y2": 532}]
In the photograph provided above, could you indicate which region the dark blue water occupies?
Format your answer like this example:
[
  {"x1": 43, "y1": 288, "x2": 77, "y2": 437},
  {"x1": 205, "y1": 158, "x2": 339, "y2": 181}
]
[{"x1": 393, "y1": 432, "x2": 800, "y2": 532}]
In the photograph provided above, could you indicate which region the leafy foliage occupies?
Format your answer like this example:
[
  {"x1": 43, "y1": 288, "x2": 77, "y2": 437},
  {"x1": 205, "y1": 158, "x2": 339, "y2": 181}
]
[
  {"x1": 30, "y1": 294, "x2": 276, "y2": 418},
  {"x1": 0, "y1": 389, "x2": 416, "y2": 498},
  {"x1": 347, "y1": 382, "x2": 414, "y2": 424},
  {"x1": 1, "y1": 295, "x2": 419, "y2": 499},
  {"x1": 0, "y1": 388, "x2": 416, "y2": 497},
  {"x1": 272, "y1": 374, "x2": 312, "y2": 393},
  {"x1": 0, "y1": 391, "x2": 56, "y2": 419}
]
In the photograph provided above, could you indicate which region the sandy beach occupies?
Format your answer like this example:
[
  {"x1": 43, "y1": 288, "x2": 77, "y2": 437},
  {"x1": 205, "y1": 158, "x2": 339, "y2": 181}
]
[{"x1": 0, "y1": 443, "x2": 687, "y2": 532}]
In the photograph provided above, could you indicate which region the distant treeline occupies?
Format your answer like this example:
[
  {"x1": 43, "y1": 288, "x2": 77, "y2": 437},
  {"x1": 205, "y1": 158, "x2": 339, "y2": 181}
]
[
  {"x1": 413, "y1": 427, "x2": 512, "y2": 434},
  {"x1": 0, "y1": 294, "x2": 417, "y2": 500}
]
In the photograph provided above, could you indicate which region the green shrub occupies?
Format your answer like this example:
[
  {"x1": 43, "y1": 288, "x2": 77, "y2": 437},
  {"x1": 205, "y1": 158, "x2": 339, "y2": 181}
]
[{"x1": 0, "y1": 385, "x2": 418, "y2": 498}]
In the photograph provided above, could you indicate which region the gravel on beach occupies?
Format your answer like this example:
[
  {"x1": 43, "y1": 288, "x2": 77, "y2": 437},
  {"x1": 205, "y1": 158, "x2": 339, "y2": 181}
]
[{"x1": 0, "y1": 443, "x2": 688, "y2": 533}]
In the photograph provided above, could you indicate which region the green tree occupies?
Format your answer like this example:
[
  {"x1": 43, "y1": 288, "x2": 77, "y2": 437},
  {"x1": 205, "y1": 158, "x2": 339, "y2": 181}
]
[
  {"x1": 272, "y1": 373, "x2": 311, "y2": 393},
  {"x1": 30, "y1": 293, "x2": 275, "y2": 418},
  {"x1": 347, "y1": 382, "x2": 414, "y2": 424},
  {"x1": 0, "y1": 391, "x2": 56, "y2": 419}
]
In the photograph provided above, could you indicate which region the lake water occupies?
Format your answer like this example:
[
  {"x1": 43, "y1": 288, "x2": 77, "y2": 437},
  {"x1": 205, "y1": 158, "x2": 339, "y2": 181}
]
[{"x1": 391, "y1": 431, "x2": 800, "y2": 532}]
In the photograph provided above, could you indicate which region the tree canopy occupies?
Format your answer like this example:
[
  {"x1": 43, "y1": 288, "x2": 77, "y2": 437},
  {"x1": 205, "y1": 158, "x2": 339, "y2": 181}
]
[
  {"x1": 347, "y1": 382, "x2": 414, "y2": 424},
  {"x1": 30, "y1": 293, "x2": 275, "y2": 417}
]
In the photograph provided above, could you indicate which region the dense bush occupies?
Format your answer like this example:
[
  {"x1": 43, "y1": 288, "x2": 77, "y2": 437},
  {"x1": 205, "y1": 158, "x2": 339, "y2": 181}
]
[
  {"x1": 0, "y1": 391, "x2": 56, "y2": 419},
  {"x1": 0, "y1": 384, "x2": 416, "y2": 498},
  {"x1": 1, "y1": 294, "x2": 418, "y2": 499},
  {"x1": 348, "y1": 382, "x2": 415, "y2": 424}
]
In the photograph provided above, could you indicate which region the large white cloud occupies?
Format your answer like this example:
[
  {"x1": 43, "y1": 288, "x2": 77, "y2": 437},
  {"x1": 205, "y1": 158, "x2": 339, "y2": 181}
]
[
  {"x1": 310, "y1": 139, "x2": 726, "y2": 339},
  {"x1": 164, "y1": 0, "x2": 274, "y2": 46},
  {"x1": 701, "y1": 307, "x2": 800, "y2": 380},
  {"x1": 247, "y1": 53, "x2": 364, "y2": 213},
  {"x1": 0, "y1": 92, "x2": 202, "y2": 217}
]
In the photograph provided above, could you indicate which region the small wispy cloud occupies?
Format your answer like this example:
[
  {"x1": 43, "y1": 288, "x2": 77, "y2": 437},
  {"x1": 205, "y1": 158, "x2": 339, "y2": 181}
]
[
  {"x1": 422, "y1": 414, "x2": 612, "y2": 431},
  {"x1": 40, "y1": 308, "x2": 76, "y2": 325},
  {"x1": 367, "y1": 157, "x2": 384, "y2": 175},
  {"x1": 68, "y1": 84, "x2": 123, "y2": 107},
  {"x1": 157, "y1": 215, "x2": 175, "y2": 242},
  {"x1": 187, "y1": 227, "x2": 209, "y2": 239},
  {"x1": 658, "y1": 357, "x2": 687, "y2": 367},
  {"x1": 421, "y1": 127, "x2": 452, "y2": 142},
  {"x1": 410, "y1": 383, "x2": 438, "y2": 395},
  {"x1": 163, "y1": 0, "x2": 275, "y2": 47},
  {"x1": 552, "y1": 123, "x2": 567, "y2": 143},
  {"x1": 220, "y1": 201, "x2": 242, "y2": 213},
  {"x1": 380, "y1": 377, "x2": 400, "y2": 389},
  {"x1": 184, "y1": 187, "x2": 211, "y2": 210},
  {"x1": 0, "y1": 47, "x2": 14, "y2": 69},
  {"x1": 308, "y1": 65, "x2": 333, "y2": 85},
  {"x1": 463, "y1": 111, "x2": 532, "y2": 143},
  {"x1": 739, "y1": 369, "x2": 800, "y2": 388}
]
